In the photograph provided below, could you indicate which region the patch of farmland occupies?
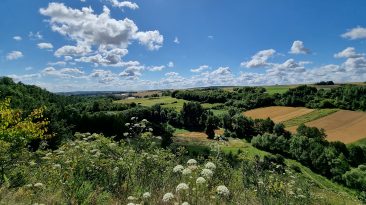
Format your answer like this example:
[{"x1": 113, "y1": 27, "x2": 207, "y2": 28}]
[
  {"x1": 243, "y1": 106, "x2": 314, "y2": 123},
  {"x1": 287, "y1": 110, "x2": 366, "y2": 144}
]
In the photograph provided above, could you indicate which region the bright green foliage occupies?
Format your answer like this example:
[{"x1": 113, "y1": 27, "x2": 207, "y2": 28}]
[{"x1": 0, "y1": 97, "x2": 50, "y2": 186}]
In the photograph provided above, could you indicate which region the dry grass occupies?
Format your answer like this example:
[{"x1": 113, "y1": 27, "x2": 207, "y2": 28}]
[
  {"x1": 243, "y1": 106, "x2": 314, "y2": 123},
  {"x1": 287, "y1": 110, "x2": 366, "y2": 144}
]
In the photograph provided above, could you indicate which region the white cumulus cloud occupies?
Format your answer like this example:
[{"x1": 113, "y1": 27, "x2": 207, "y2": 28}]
[
  {"x1": 289, "y1": 40, "x2": 310, "y2": 54},
  {"x1": 38, "y1": 42, "x2": 54, "y2": 49},
  {"x1": 241, "y1": 49, "x2": 276, "y2": 68},
  {"x1": 334, "y1": 47, "x2": 364, "y2": 58},
  {"x1": 342, "y1": 26, "x2": 366, "y2": 40},
  {"x1": 6, "y1": 51, "x2": 23, "y2": 60},
  {"x1": 107, "y1": 0, "x2": 139, "y2": 10}
]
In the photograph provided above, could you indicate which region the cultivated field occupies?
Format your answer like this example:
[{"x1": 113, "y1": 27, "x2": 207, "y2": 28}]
[
  {"x1": 116, "y1": 96, "x2": 224, "y2": 112},
  {"x1": 243, "y1": 106, "x2": 314, "y2": 123},
  {"x1": 287, "y1": 110, "x2": 366, "y2": 143}
]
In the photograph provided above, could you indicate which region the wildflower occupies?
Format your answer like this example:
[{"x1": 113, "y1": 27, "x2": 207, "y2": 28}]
[
  {"x1": 131, "y1": 117, "x2": 136, "y2": 120},
  {"x1": 123, "y1": 132, "x2": 129, "y2": 137},
  {"x1": 125, "y1": 123, "x2": 131, "y2": 126},
  {"x1": 142, "y1": 119, "x2": 148, "y2": 123},
  {"x1": 188, "y1": 165, "x2": 198, "y2": 171},
  {"x1": 155, "y1": 136, "x2": 162, "y2": 140},
  {"x1": 187, "y1": 159, "x2": 197, "y2": 166},
  {"x1": 52, "y1": 164, "x2": 61, "y2": 169},
  {"x1": 176, "y1": 183, "x2": 189, "y2": 192},
  {"x1": 143, "y1": 192, "x2": 151, "y2": 199},
  {"x1": 127, "y1": 196, "x2": 137, "y2": 200},
  {"x1": 34, "y1": 183, "x2": 44, "y2": 188},
  {"x1": 297, "y1": 194, "x2": 306, "y2": 198},
  {"x1": 127, "y1": 203, "x2": 135, "y2": 205},
  {"x1": 162, "y1": 193, "x2": 174, "y2": 202},
  {"x1": 29, "y1": 161, "x2": 37, "y2": 166},
  {"x1": 134, "y1": 123, "x2": 140, "y2": 127},
  {"x1": 205, "y1": 162, "x2": 216, "y2": 170},
  {"x1": 148, "y1": 128, "x2": 153, "y2": 132},
  {"x1": 196, "y1": 177, "x2": 206, "y2": 184},
  {"x1": 182, "y1": 168, "x2": 192, "y2": 175},
  {"x1": 182, "y1": 202, "x2": 190, "y2": 205},
  {"x1": 201, "y1": 169, "x2": 213, "y2": 178},
  {"x1": 25, "y1": 184, "x2": 33, "y2": 188},
  {"x1": 216, "y1": 185, "x2": 230, "y2": 196},
  {"x1": 173, "y1": 165, "x2": 184, "y2": 173}
]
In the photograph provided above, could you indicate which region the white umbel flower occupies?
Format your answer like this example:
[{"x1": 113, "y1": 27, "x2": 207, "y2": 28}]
[
  {"x1": 205, "y1": 162, "x2": 216, "y2": 170},
  {"x1": 217, "y1": 185, "x2": 230, "y2": 196},
  {"x1": 201, "y1": 168, "x2": 213, "y2": 178},
  {"x1": 173, "y1": 165, "x2": 184, "y2": 173},
  {"x1": 162, "y1": 192, "x2": 174, "y2": 202},
  {"x1": 187, "y1": 159, "x2": 197, "y2": 166},
  {"x1": 182, "y1": 202, "x2": 190, "y2": 205},
  {"x1": 182, "y1": 168, "x2": 192, "y2": 175},
  {"x1": 196, "y1": 177, "x2": 206, "y2": 184},
  {"x1": 143, "y1": 192, "x2": 151, "y2": 199},
  {"x1": 176, "y1": 183, "x2": 189, "y2": 192},
  {"x1": 34, "y1": 183, "x2": 44, "y2": 188},
  {"x1": 127, "y1": 196, "x2": 137, "y2": 200}
]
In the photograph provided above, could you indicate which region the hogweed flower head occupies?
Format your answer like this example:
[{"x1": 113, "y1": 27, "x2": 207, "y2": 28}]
[
  {"x1": 162, "y1": 193, "x2": 174, "y2": 202},
  {"x1": 143, "y1": 192, "x2": 151, "y2": 199},
  {"x1": 176, "y1": 183, "x2": 189, "y2": 192},
  {"x1": 196, "y1": 177, "x2": 206, "y2": 184},
  {"x1": 201, "y1": 168, "x2": 213, "y2": 178},
  {"x1": 187, "y1": 159, "x2": 197, "y2": 166},
  {"x1": 205, "y1": 162, "x2": 216, "y2": 170},
  {"x1": 182, "y1": 202, "x2": 190, "y2": 205},
  {"x1": 173, "y1": 165, "x2": 184, "y2": 173},
  {"x1": 217, "y1": 185, "x2": 230, "y2": 196},
  {"x1": 182, "y1": 168, "x2": 192, "y2": 175},
  {"x1": 34, "y1": 183, "x2": 44, "y2": 188}
]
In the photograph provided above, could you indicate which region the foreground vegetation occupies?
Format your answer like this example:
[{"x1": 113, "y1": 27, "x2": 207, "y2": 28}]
[{"x1": 1, "y1": 77, "x2": 366, "y2": 204}]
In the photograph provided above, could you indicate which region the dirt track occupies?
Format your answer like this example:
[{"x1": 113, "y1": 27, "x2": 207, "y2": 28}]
[{"x1": 243, "y1": 106, "x2": 314, "y2": 123}]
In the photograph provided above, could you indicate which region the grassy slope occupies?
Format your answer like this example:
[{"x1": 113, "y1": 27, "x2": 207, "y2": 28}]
[
  {"x1": 283, "y1": 109, "x2": 339, "y2": 127},
  {"x1": 173, "y1": 130, "x2": 361, "y2": 204},
  {"x1": 349, "y1": 138, "x2": 366, "y2": 147}
]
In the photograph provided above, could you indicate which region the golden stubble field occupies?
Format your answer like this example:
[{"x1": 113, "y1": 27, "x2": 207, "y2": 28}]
[
  {"x1": 243, "y1": 106, "x2": 314, "y2": 123},
  {"x1": 287, "y1": 110, "x2": 366, "y2": 144},
  {"x1": 244, "y1": 106, "x2": 366, "y2": 144}
]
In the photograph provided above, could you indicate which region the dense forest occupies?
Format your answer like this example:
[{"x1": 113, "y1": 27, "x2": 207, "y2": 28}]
[{"x1": 1, "y1": 77, "x2": 366, "y2": 204}]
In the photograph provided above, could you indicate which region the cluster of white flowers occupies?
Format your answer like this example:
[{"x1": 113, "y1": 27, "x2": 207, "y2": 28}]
[
  {"x1": 187, "y1": 159, "x2": 197, "y2": 166},
  {"x1": 196, "y1": 177, "x2": 206, "y2": 184},
  {"x1": 205, "y1": 162, "x2": 216, "y2": 170},
  {"x1": 173, "y1": 165, "x2": 184, "y2": 173},
  {"x1": 182, "y1": 168, "x2": 192, "y2": 175},
  {"x1": 127, "y1": 196, "x2": 137, "y2": 200},
  {"x1": 34, "y1": 183, "x2": 44, "y2": 188},
  {"x1": 181, "y1": 202, "x2": 190, "y2": 205},
  {"x1": 142, "y1": 192, "x2": 151, "y2": 199},
  {"x1": 176, "y1": 183, "x2": 189, "y2": 192},
  {"x1": 217, "y1": 185, "x2": 230, "y2": 196},
  {"x1": 162, "y1": 192, "x2": 174, "y2": 202},
  {"x1": 201, "y1": 168, "x2": 213, "y2": 178}
]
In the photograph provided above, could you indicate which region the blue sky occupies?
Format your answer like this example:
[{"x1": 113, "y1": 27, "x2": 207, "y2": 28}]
[{"x1": 1, "y1": 0, "x2": 366, "y2": 91}]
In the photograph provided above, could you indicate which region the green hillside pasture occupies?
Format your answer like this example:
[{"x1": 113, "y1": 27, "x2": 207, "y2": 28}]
[
  {"x1": 173, "y1": 134, "x2": 361, "y2": 204},
  {"x1": 283, "y1": 109, "x2": 339, "y2": 127}
]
